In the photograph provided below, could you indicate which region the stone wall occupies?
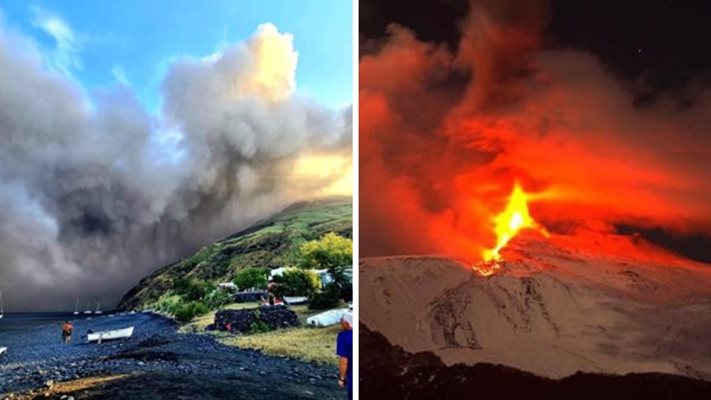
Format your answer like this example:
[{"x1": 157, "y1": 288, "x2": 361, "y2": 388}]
[{"x1": 214, "y1": 306, "x2": 300, "y2": 333}]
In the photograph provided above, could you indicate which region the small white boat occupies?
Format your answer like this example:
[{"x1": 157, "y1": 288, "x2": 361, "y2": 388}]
[
  {"x1": 0, "y1": 290, "x2": 4, "y2": 319},
  {"x1": 306, "y1": 308, "x2": 351, "y2": 327},
  {"x1": 73, "y1": 298, "x2": 79, "y2": 315},
  {"x1": 95, "y1": 301, "x2": 103, "y2": 315},
  {"x1": 83, "y1": 300, "x2": 92, "y2": 315},
  {"x1": 283, "y1": 296, "x2": 308, "y2": 305},
  {"x1": 87, "y1": 326, "x2": 134, "y2": 343},
  {"x1": 0, "y1": 347, "x2": 7, "y2": 356}
]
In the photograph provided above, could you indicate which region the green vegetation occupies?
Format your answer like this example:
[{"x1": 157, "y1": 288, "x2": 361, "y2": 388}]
[
  {"x1": 273, "y1": 268, "x2": 321, "y2": 297},
  {"x1": 297, "y1": 232, "x2": 353, "y2": 308},
  {"x1": 117, "y1": 198, "x2": 352, "y2": 312},
  {"x1": 308, "y1": 282, "x2": 342, "y2": 310},
  {"x1": 173, "y1": 278, "x2": 214, "y2": 301},
  {"x1": 233, "y1": 268, "x2": 269, "y2": 290},
  {"x1": 298, "y1": 232, "x2": 352, "y2": 283},
  {"x1": 173, "y1": 301, "x2": 209, "y2": 323},
  {"x1": 248, "y1": 320, "x2": 273, "y2": 334},
  {"x1": 203, "y1": 288, "x2": 232, "y2": 309}
]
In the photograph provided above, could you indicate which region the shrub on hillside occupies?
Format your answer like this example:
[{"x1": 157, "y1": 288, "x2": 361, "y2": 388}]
[
  {"x1": 203, "y1": 288, "x2": 232, "y2": 309},
  {"x1": 172, "y1": 278, "x2": 214, "y2": 301},
  {"x1": 248, "y1": 320, "x2": 273, "y2": 334},
  {"x1": 174, "y1": 300, "x2": 209, "y2": 323},
  {"x1": 273, "y1": 269, "x2": 320, "y2": 297},
  {"x1": 298, "y1": 233, "x2": 352, "y2": 284},
  {"x1": 233, "y1": 268, "x2": 269, "y2": 291},
  {"x1": 154, "y1": 295, "x2": 183, "y2": 315},
  {"x1": 308, "y1": 282, "x2": 341, "y2": 310}
]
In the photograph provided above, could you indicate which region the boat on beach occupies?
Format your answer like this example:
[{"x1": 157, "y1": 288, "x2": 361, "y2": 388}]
[
  {"x1": 87, "y1": 326, "x2": 134, "y2": 343},
  {"x1": 306, "y1": 308, "x2": 350, "y2": 327},
  {"x1": 283, "y1": 296, "x2": 308, "y2": 305}
]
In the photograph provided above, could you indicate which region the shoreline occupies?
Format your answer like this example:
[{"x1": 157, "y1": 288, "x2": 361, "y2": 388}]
[{"x1": 0, "y1": 312, "x2": 343, "y2": 399}]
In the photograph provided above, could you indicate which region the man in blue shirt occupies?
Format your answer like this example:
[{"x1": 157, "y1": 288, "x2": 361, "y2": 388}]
[{"x1": 336, "y1": 311, "x2": 353, "y2": 399}]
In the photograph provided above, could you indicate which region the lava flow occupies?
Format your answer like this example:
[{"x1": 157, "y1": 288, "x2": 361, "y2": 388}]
[{"x1": 473, "y1": 182, "x2": 549, "y2": 276}]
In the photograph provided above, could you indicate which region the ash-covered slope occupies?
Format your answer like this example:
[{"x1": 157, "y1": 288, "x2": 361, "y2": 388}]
[{"x1": 360, "y1": 230, "x2": 711, "y2": 381}]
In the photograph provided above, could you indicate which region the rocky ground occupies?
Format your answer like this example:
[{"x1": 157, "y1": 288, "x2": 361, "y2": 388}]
[
  {"x1": 0, "y1": 313, "x2": 343, "y2": 399},
  {"x1": 361, "y1": 324, "x2": 711, "y2": 400}
]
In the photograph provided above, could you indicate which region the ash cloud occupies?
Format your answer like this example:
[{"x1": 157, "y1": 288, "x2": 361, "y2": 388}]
[
  {"x1": 0, "y1": 21, "x2": 351, "y2": 311},
  {"x1": 360, "y1": 0, "x2": 711, "y2": 262}
]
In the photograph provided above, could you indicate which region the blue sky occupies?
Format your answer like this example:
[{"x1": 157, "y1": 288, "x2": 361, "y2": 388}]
[{"x1": 0, "y1": 0, "x2": 353, "y2": 111}]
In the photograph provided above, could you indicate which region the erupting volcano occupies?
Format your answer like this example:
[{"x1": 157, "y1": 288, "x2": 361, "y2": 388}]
[
  {"x1": 474, "y1": 182, "x2": 549, "y2": 276},
  {"x1": 360, "y1": 0, "x2": 711, "y2": 397}
]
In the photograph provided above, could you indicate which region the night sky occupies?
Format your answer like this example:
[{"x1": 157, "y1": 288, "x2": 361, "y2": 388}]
[
  {"x1": 360, "y1": 0, "x2": 711, "y2": 263},
  {"x1": 361, "y1": 0, "x2": 711, "y2": 93}
]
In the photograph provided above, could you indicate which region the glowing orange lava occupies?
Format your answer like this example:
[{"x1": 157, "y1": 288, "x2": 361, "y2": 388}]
[{"x1": 474, "y1": 182, "x2": 549, "y2": 276}]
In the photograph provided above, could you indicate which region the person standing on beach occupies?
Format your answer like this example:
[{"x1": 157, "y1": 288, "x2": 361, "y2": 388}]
[
  {"x1": 61, "y1": 321, "x2": 74, "y2": 344},
  {"x1": 336, "y1": 311, "x2": 353, "y2": 399}
]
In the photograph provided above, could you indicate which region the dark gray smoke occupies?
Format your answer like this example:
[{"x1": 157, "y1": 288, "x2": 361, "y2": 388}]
[{"x1": 0, "y1": 21, "x2": 351, "y2": 311}]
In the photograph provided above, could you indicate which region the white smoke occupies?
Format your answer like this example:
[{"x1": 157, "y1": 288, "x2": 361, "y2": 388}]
[{"x1": 0, "y1": 19, "x2": 351, "y2": 311}]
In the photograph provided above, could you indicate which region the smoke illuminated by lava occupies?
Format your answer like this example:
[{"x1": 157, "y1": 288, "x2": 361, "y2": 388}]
[{"x1": 360, "y1": 0, "x2": 711, "y2": 266}]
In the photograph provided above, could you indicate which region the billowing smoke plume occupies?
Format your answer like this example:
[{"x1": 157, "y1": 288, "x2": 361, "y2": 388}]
[
  {"x1": 360, "y1": 0, "x2": 711, "y2": 262},
  {"x1": 0, "y1": 21, "x2": 351, "y2": 311}
]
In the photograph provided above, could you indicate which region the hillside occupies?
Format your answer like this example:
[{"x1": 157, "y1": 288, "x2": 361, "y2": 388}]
[
  {"x1": 360, "y1": 230, "x2": 711, "y2": 382},
  {"x1": 117, "y1": 197, "x2": 352, "y2": 310}
]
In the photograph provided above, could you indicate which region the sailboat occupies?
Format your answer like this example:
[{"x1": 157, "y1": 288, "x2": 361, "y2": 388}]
[
  {"x1": 95, "y1": 301, "x2": 103, "y2": 315},
  {"x1": 83, "y1": 300, "x2": 92, "y2": 315},
  {"x1": 74, "y1": 298, "x2": 80, "y2": 315}
]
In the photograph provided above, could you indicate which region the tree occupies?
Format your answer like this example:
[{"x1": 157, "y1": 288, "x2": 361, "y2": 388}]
[
  {"x1": 233, "y1": 268, "x2": 269, "y2": 291},
  {"x1": 203, "y1": 288, "x2": 233, "y2": 309},
  {"x1": 308, "y1": 282, "x2": 341, "y2": 310},
  {"x1": 174, "y1": 300, "x2": 209, "y2": 323},
  {"x1": 273, "y1": 268, "x2": 321, "y2": 297},
  {"x1": 298, "y1": 233, "x2": 352, "y2": 284},
  {"x1": 172, "y1": 278, "x2": 213, "y2": 301}
]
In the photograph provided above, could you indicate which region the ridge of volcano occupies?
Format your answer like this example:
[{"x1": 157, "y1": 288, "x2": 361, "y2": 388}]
[{"x1": 360, "y1": 229, "x2": 711, "y2": 381}]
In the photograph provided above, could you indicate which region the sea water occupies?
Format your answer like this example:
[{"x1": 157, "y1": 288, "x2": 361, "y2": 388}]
[{"x1": 0, "y1": 312, "x2": 81, "y2": 334}]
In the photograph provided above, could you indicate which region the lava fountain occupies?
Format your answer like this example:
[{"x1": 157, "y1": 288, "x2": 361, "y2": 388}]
[{"x1": 473, "y1": 181, "x2": 549, "y2": 276}]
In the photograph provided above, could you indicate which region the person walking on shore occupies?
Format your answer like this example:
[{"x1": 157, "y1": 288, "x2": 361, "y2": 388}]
[
  {"x1": 61, "y1": 321, "x2": 74, "y2": 344},
  {"x1": 336, "y1": 311, "x2": 353, "y2": 399}
]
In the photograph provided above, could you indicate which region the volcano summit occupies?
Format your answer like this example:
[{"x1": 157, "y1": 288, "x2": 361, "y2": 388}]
[{"x1": 360, "y1": 229, "x2": 711, "y2": 398}]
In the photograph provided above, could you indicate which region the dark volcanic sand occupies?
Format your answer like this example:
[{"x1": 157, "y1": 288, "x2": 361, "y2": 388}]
[{"x1": 0, "y1": 313, "x2": 343, "y2": 399}]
